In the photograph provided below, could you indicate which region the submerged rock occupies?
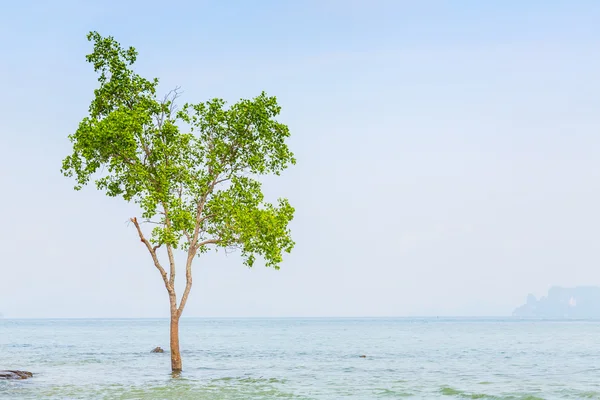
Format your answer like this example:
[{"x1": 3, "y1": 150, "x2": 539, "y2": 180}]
[
  {"x1": 151, "y1": 347, "x2": 165, "y2": 353},
  {"x1": 0, "y1": 370, "x2": 33, "y2": 380}
]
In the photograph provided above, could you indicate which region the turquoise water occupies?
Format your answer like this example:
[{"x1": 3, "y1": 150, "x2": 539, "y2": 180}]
[{"x1": 1, "y1": 318, "x2": 600, "y2": 399}]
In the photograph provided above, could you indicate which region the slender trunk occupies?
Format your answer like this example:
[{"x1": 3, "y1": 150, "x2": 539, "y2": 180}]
[{"x1": 170, "y1": 303, "x2": 182, "y2": 372}]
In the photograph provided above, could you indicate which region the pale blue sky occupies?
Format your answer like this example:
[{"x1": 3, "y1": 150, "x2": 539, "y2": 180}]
[{"x1": 1, "y1": 1, "x2": 600, "y2": 318}]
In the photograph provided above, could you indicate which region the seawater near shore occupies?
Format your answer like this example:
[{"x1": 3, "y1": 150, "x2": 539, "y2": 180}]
[{"x1": 1, "y1": 317, "x2": 599, "y2": 399}]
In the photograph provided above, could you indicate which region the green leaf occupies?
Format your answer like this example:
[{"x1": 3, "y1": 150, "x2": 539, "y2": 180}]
[{"x1": 62, "y1": 31, "x2": 295, "y2": 269}]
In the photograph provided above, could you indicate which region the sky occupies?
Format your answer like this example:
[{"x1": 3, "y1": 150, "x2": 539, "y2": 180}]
[{"x1": 1, "y1": 0, "x2": 600, "y2": 318}]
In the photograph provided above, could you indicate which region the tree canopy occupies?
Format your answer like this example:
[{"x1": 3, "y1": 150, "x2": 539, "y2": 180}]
[{"x1": 61, "y1": 31, "x2": 296, "y2": 272}]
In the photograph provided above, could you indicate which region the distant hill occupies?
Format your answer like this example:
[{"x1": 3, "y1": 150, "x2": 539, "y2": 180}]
[{"x1": 513, "y1": 286, "x2": 600, "y2": 318}]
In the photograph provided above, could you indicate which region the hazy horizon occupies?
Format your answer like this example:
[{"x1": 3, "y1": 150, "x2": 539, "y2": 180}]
[{"x1": 2, "y1": 0, "x2": 600, "y2": 318}]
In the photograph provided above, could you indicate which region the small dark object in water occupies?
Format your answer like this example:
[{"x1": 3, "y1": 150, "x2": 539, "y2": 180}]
[
  {"x1": 151, "y1": 347, "x2": 165, "y2": 353},
  {"x1": 359, "y1": 355, "x2": 366, "y2": 358},
  {"x1": 0, "y1": 370, "x2": 33, "y2": 380}
]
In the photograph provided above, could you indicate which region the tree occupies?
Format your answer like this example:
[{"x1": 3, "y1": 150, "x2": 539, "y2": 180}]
[{"x1": 61, "y1": 32, "x2": 296, "y2": 372}]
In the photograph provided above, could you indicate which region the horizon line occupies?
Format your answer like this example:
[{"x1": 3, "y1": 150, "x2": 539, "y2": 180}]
[{"x1": 0, "y1": 315, "x2": 523, "y2": 320}]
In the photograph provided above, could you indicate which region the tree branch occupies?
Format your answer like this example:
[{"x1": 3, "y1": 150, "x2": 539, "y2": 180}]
[
  {"x1": 177, "y1": 237, "x2": 220, "y2": 315},
  {"x1": 196, "y1": 238, "x2": 220, "y2": 249},
  {"x1": 178, "y1": 251, "x2": 195, "y2": 316},
  {"x1": 198, "y1": 213, "x2": 215, "y2": 225},
  {"x1": 166, "y1": 243, "x2": 176, "y2": 288},
  {"x1": 160, "y1": 202, "x2": 177, "y2": 289},
  {"x1": 154, "y1": 86, "x2": 182, "y2": 129},
  {"x1": 177, "y1": 144, "x2": 228, "y2": 317},
  {"x1": 130, "y1": 217, "x2": 173, "y2": 293}
]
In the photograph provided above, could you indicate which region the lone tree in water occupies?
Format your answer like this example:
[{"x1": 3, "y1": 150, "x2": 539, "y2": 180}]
[{"x1": 61, "y1": 32, "x2": 295, "y2": 372}]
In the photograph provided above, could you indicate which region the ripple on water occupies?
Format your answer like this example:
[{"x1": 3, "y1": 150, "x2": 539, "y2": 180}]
[{"x1": 3, "y1": 318, "x2": 600, "y2": 399}]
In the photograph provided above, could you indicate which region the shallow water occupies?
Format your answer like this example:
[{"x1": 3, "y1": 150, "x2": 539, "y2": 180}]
[{"x1": 1, "y1": 318, "x2": 600, "y2": 399}]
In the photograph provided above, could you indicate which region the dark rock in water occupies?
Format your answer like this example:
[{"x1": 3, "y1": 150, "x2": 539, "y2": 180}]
[
  {"x1": 0, "y1": 370, "x2": 33, "y2": 380},
  {"x1": 151, "y1": 346, "x2": 165, "y2": 353}
]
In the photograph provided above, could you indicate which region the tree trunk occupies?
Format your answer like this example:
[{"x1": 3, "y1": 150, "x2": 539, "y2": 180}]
[{"x1": 170, "y1": 310, "x2": 182, "y2": 372}]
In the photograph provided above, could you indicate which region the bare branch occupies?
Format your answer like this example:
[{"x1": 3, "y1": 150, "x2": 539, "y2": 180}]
[
  {"x1": 167, "y1": 243, "x2": 176, "y2": 288},
  {"x1": 177, "y1": 141, "x2": 227, "y2": 317},
  {"x1": 177, "y1": 251, "x2": 195, "y2": 316},
  {"x1": 224, "y1": 243, "x2": 242, "y2": 255},
  {"x1": 177, "y1": 237, "x2": 219, "y2": 315},
  {"x1": 154, "y1": 86, "x2": 183, "y2": 129},
  {"x1": 165, "y1": 86, "x2": 182, "y2": 115},
  {"x1": 198, "y1": 213, "x2": 215, "y2": 225},
  {"x1": 183, "y1": 230, "x2": 191, "y2": 246},
  {"x1": 130, "y1": 217, "x2": 173, "y2": 293},
  {"x1": 142, "y1": 219, "x2": 163, "y2": 225},
  {"x1": 214, "y1": 177, "x2": 231, "y2": 185},
  {"x1": 196, "y1": 238, "x2": 220, "y2": 249}
]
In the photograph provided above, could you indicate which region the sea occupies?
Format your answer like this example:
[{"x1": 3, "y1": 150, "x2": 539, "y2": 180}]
[{"x1": 1, "y1": 318, "x2": 600, "y2": 399}]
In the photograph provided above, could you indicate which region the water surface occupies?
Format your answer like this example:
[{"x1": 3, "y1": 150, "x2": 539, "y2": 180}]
[{"x1": 1, "y1": 318, "x2": 600, "y2": 399}]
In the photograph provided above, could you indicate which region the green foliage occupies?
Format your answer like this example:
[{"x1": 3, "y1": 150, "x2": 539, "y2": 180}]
[{"x1": 62, "y1": 32, "x2": 295, "y2": 268}]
